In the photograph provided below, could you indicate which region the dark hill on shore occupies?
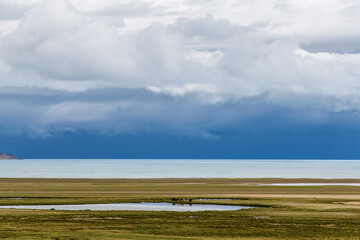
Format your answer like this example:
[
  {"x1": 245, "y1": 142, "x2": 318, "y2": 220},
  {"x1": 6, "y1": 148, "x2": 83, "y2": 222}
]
[{"x1": 0, "y1": 153, "x2": 22, "y2": 160}]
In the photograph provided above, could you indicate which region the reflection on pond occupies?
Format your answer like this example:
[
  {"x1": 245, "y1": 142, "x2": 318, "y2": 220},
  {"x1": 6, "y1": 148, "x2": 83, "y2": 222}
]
[{"x1": 0, "y1": 202, "x2": 254, "y2": 212}]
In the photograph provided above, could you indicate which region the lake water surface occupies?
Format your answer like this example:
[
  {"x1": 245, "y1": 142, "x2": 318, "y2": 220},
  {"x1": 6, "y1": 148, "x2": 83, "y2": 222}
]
[{"x1": 1, "y1": 159, "x2": 360, "y2": 178}]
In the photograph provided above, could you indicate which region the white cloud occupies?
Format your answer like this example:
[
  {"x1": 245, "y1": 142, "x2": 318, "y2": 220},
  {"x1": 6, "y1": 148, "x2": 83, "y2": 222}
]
[{"x1": 0, "y1": 1, "x2": 29, "y2": 20}]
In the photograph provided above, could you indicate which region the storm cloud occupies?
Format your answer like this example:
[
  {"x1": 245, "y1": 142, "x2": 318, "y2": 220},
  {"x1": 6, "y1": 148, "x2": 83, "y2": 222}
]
[{"x1": 1, "y1": 0, "x2": 360, "y2": 138}]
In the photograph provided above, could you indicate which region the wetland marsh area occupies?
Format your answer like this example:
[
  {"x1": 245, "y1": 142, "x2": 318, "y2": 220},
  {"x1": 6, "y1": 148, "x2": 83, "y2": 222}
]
[{"x1": 0, "y1": 178, "x2": 360, "y2": 239}]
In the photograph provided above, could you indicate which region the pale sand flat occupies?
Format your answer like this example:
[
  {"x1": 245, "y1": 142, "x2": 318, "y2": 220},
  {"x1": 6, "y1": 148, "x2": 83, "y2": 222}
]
[{"x1": 198, "y1": 194, "x2": 360, "y2": 199}]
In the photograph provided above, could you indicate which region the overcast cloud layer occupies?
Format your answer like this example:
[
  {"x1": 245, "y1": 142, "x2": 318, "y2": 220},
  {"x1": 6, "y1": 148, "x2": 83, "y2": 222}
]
[{"x1": 1, "y1": 0, "x2": 360, "y2": 137}]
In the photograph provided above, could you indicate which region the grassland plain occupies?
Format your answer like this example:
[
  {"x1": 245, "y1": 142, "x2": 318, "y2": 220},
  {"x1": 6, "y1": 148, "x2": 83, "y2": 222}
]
[{"x1": 0, "y1": 178, "x2": 360, "y2": 240}]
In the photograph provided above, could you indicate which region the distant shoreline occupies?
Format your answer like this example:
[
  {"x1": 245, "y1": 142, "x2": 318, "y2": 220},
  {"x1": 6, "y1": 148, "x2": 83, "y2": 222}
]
[{"x1": 0, "y1": 158, "x2": 23, "y2": 160}]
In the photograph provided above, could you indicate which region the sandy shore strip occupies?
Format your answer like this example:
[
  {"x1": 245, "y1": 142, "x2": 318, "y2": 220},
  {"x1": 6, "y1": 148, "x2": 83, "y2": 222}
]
[{"x1": 260, "y1": 183, "x2": 360, "y2": 186}]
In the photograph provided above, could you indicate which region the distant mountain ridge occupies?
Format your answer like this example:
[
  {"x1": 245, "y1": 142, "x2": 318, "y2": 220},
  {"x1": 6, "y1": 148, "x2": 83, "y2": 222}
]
[{"x1": 0, "y1": 153, "x2": 22, "y2": 160}]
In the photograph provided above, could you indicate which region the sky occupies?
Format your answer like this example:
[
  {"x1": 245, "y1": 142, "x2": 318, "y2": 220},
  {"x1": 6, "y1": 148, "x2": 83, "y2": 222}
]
[{"x1": 1, "y1": 0, "x2": 360, "y2": 158}]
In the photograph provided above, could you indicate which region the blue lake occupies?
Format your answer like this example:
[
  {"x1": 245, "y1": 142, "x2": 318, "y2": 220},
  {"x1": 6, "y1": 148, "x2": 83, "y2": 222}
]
[{"x1": 1, "y1": 159, "x2": 360, "y2": 178}]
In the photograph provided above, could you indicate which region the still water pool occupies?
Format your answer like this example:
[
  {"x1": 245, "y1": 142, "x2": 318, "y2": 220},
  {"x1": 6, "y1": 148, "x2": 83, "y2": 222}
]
[{"x1": 0, "y1": 202, "x2": 252, "y2": 212}]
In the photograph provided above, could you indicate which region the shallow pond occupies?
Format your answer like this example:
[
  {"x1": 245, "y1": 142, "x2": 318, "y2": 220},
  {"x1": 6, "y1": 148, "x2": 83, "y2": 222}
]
[
  {"x1": 0, "y1": 202, "x2": 253, "y2": 212},
  {"x1": 1, "y1": 198, "x2": 28, "y2": 200},
  {"x1": 263, "y1": 183, "x2": 360, "y2": 186},
  {"x1": 197, "y1": 198, "x2": 233, "y2": 201}
]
